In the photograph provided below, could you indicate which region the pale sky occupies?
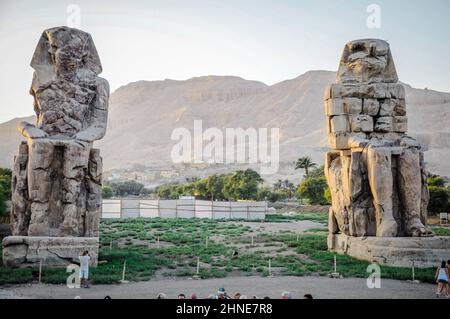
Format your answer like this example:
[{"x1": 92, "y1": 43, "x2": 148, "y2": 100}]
[{"x1": 1, "y1": 0, "x2": 449, "y2": 123}]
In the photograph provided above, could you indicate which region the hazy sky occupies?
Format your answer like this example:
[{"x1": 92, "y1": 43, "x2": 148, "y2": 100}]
[{"x1": 1, "y1": 0, "x2": 449, "y2": 123}]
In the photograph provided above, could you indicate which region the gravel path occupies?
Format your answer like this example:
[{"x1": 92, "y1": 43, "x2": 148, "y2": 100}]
[{"x1": 0, "y1": 276, "x2": 438, "y2": 299}]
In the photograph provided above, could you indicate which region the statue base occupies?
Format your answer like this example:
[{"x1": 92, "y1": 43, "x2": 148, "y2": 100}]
[
  {"x1": 328, "y1": 233, "x2": 450, "y2": 268},
  {"x1": 2, "y1": 236, "x2": 99, "y2": 268}
]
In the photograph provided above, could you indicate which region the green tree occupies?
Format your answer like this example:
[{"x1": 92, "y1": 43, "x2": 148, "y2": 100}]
[
  {"x1": 294, "y1": 156, "x2": 316, "y2": 178},
  {"x1": 102, "y1": 185, "x2": 114, "y2": 199},
  {"x1": 206, "y1": 174, "x2": 225, "y2": 200},
  {"x1": 0, "y1": 184, "x2": 6, "y2": 217},
  {"x1": 257, "y1": 187, "x2": 280, "y2": 202},
  {"x1": 297, "y1": 177, "x2": 328, "y2": 205},
  {"x1": 223, "y1": 169, "x2": 263, "y2": 200},
  {"x1": 427, "y1": 176, "x2": 446, "y2": 187},
  {"x1": 110, "y1": 180, "x2": 145, "y2": 197},
  {"x1": 428, "y1": 186, "x2": 449, "y2": 215}
]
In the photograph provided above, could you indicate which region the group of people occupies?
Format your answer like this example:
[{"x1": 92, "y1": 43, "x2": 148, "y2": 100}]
[
  {"x1": 156, "y1": 288, "x2": 313, "y2": 299},
  {"x1": 435, "y1": 260, "x2": 450, "y2": 298}
]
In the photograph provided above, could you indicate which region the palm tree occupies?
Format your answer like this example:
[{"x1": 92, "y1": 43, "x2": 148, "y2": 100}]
[{"x1": 294, "y1": 156, "x2": 316, "y2": 178}]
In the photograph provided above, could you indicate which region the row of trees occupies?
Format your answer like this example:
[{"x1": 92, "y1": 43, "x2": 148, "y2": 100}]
[{"x1": 155, "y1": 169, "x2": 265, "y2": 201}]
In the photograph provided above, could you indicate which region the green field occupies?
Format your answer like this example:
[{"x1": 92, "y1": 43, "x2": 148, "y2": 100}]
[{"x1": 0, "y1": 213, "x2": 445, "y2": 285}]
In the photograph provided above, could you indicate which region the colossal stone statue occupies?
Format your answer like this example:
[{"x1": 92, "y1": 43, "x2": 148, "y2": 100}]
[
  {"x1": 2, "y1": 26, "x2": 108, "y2": 267},
  {"x1": 325, "y1": 39, "x2": 450, "y2": 267}
]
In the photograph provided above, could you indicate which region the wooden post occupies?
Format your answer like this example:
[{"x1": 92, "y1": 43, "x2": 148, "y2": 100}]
[
  {"x1": 205, "y1": 236, "x2": 208, "y2": 248},
  {"x1": 334, "y1": 255, "x2": 337, "y2": 273},
  {"x1": 251, "y1": 235, "x2": 254, "y2": 246},
  {"x1": 268, "y1": 259, "x2": 272, "y2": 277},
  {"x1": 158, "y1": 199, "x2": 161, "y2": 218},
  {"x1": 157, "y1": 236, "x2": 160, "y2": 249},
  {"x1": 412, "y1": 260, "x2": 415, "y2": 282},
  {"x1": 110, "y1": 240, "x2": 113, "y2": 250},
  {"x1": 196, "y1": 257, "x2": 200, "y2": 275},
  {"x1": 122, "y1": 260, "x2": 127, "y2": 281},
  {"x1": 38, "y1": 260, "x2": 42, "y2": 284}
]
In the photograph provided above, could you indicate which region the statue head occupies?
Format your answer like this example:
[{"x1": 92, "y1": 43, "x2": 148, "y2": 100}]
[
  {"x1": 337, "y1": 39, "x2": 398, "y2": 84},
  {"x1": 31, "y1": 26, "x2": 102, "y2": 81}
]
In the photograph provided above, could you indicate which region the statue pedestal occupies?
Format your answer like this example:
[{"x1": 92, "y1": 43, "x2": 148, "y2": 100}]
[
  {"x1": 328, "y1": 233, "x2": 450, "y2": 268},
  {"x1": 2, "y1": 236, "x2": 99, "y2": 268}
]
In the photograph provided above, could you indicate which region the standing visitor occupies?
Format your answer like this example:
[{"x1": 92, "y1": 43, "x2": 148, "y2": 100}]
[
  {"x1": 435, "y1": 260, "x2": 449, "y2": 297},
  {"x1": 78, "y1": 251, "x2": 91, "y2": 288}
]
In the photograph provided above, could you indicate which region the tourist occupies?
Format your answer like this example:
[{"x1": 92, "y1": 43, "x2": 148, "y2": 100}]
[
  {"x1": 156, "y1": 293, "x2": 167, "y2": 299},
  {"x1": 233, "y1": 292, "x2": 241, "y2": 299},
  {"x1": 178, "y1": 293, "x2": 186, "y2": 299},
  {"x1": 78, "y1": 250, "x2": 91, "y2": 288},
  {"x1": 281, "y1": 291, "x2": 292, "y2": 299},
  {"x1": 190, "y1": 293, "x2": 197, "y2": 299},
  {"x1": 104, "y1": 296, "x2": 112, "y2": 299},
  {"x1": 263, "y1": 296, "x2": 270, "y2": 299},
  {"x1": 303, "y1": 294, "x2": 313, "y2": 299},
  {"x1": 217, "y1": 287, "x2": 230, "y2": 299},
  {"x1": 435, "y1": 260, "x2": 449, "y2": 297}
]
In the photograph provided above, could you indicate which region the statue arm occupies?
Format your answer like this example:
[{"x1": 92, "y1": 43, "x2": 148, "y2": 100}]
[
  {"x1": 74, "y1": 77, "x2": 109, "y2": 142},
  {"x1": 17, "y1": 121, "x2": 48, "y2": 139}
]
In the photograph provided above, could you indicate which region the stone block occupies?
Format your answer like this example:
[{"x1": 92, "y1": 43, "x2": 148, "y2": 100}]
[
  {"x1": 350, "y1": 115, "x2": 373, "y2": 132},
  {"x1": 2, "y1": 236, "x2": 99, "y2": 268},
  {"x1": 374, "y1": 116, "x2": 393, "y2": 132},
  {"x1": 394, "y1": 99, "x2": 406, "y2": 116},
  {"x1": 393, "y1": 115, "x2": 408, "y2": 133},
  {"x1": 328, "y1": 132, "x2": 350, "y2": 150},
  {"x1": 330, "y1": 115, "x2": 349, "y2": 133},
  {"x1": 324, "y1": 98, "x2": 345, "y2": 115},
  {"x1": 387, "y1": 83, "x2": 405, "y2": 99},
  {"x1": 362, "y1": 99, "x2": 380, "y2": 115},
  {"x1": 328, "y1": 233, "x2": 450, "y2": 268},
  {"x1": 380, "y1": 99, "x2": 395, "y2": 116},
  {"x1": 343, "y1": 98, "x2": 362, "y2": 114}
]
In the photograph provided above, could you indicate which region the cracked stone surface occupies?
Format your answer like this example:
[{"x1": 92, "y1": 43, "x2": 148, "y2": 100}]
[
  {"x1": 2, "y1": 236, "x2": 98, "y2": 267},
  {"x1": 4, "y1": 27, "x2": 107, "y2": 267},
  {"x1": 324, "y1": 39, "x2": 431, "y2": 244}
]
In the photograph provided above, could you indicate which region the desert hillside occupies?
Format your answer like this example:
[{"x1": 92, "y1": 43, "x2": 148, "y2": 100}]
[{"x1": 1, "y1": 71, "x2": 449, "y2": 186}]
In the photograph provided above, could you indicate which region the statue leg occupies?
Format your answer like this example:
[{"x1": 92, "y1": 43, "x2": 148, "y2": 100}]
[
  {"x1": 85, "y1": 149, "x2": 102, "y2": 237},
  {"x1": 11, "y1": 142, "x2": 30, "y2": 235},
  {"x1": 365, "y1": 146, "x2": 398, "y2": 237},
  {"x1": 27, "y1": 139, "x2": 55, "y2": 236},
  {"x1": 61, "y1": 141, "x2": 90, "y2": 236},
  {"x1": 397, "y1": 148, "x2": 427, "y2": 236}
]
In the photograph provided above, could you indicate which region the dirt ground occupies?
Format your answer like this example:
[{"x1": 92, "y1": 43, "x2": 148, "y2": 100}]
[{"x1": 0, "y1": 276, "x2": 439, "y2": 299}]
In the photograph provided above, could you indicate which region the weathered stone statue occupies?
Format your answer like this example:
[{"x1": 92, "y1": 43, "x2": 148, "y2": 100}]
[
  {"x1": 325, "y1": 39, "x2": 449, "y2": 267},
  {"x1": 2, "y1": 26, "x2": 109, "y2": 267}
]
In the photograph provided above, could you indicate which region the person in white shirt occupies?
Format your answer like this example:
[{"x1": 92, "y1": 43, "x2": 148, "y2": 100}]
[{"x1": 79, "y1": 250, "x2": 91, "y2": 288}]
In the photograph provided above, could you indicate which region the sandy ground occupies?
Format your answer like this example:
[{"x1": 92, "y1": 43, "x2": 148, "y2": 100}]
[{"x1": 0, "y1": 276, "x2": 439, "y2": 299}]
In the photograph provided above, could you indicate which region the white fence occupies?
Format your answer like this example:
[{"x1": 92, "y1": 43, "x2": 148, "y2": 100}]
[{"x1": 101, "y1": 199, "x2": 267, "y2": 220}]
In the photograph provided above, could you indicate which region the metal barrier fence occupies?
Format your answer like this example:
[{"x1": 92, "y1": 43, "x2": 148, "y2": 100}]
[{"x1": 101, "y1": 199, "x2": 267, "y2": 220}]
